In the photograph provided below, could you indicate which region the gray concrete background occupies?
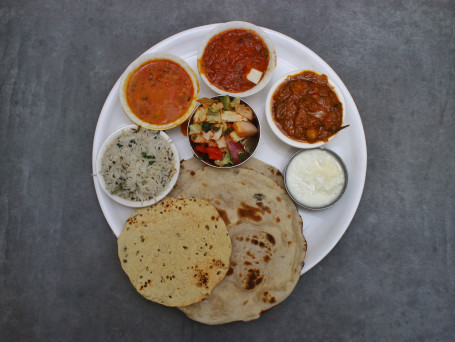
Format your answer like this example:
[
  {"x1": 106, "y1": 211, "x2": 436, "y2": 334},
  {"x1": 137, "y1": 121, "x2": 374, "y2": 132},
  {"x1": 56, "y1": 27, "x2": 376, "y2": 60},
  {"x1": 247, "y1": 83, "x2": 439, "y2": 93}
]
[{"x1": 1, "y1": 0, "x2": 454, "y2": 341}]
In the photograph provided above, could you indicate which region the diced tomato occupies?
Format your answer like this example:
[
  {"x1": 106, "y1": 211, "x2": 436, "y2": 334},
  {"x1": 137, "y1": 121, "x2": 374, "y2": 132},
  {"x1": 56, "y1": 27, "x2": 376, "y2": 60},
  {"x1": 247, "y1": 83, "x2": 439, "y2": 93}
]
[{"x1": 195, "y1": 145, "x2": 223, "y2": 161}]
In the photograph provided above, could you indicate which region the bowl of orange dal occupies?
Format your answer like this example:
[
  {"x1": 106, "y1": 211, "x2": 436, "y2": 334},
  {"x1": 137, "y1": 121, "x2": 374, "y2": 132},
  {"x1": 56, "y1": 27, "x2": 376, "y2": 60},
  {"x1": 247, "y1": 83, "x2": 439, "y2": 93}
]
[{"x1": 119, "y1": 53, "x2": 199, "y2": 130}]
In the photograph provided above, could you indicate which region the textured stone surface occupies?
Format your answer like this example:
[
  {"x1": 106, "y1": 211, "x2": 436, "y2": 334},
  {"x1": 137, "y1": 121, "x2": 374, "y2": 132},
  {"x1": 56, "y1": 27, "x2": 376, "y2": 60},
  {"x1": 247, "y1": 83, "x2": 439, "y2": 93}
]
[{"x1": 1, "y1": 0, "x2": 454, "y2": 341}]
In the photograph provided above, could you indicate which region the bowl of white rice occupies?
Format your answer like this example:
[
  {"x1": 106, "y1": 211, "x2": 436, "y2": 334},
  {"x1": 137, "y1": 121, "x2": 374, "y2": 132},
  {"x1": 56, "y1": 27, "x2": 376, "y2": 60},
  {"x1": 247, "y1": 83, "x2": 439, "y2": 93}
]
[{"x1": 95, "y1": 124, "x2": 179, "y2": 207}]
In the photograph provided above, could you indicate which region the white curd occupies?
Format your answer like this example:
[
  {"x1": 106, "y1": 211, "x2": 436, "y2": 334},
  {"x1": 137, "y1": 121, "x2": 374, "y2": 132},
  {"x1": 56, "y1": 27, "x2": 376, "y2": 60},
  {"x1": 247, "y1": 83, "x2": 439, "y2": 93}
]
[{"x1": 285, "y1": 149, "x2": 346, "y2": 208}]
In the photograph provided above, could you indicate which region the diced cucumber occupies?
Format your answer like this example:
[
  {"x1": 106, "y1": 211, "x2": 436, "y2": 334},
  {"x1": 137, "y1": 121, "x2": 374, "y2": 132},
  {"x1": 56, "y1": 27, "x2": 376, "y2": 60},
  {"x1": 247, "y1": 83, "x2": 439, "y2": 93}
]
[
  {"x1": 229, "y1": 130, "x2": 244, "y2": 142},
  {"x1": 189, "y1": 123, "x2": 202, "y2": 135},
  {"x1": 220, "y1": 95, "x2": 232, "y2": 110}
]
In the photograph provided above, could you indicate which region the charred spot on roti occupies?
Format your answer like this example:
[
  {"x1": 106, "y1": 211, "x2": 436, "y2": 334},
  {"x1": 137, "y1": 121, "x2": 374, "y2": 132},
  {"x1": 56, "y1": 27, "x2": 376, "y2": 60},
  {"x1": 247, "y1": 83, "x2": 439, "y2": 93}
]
[
  {"x1": 244, "y1": 269, "x2": 264, "y2": 290},
  {"x1": 238, "y1": 202, "x2": 263, "y2": 222},
  {"x1": 262, "y1": 291, "x2": 276, "y2": 304},
  {"x1": 216, "y1": 208, "x2": 230, "y2": 225},
  {"x1": 227, "y1": 267, "x2": 234, "y2": 276},
  {"x1": 266, "y1": 234, "x2": 276, "y2": 245},
  {"x1": 276, "y1": 196, "x2": 281, "y2": 202},
  {"x1": 253, "y1": 193, "x2": 264, "y2": 201},
  {"x1": 256, "y1": 202, "x2": 271, "y2": 214}
]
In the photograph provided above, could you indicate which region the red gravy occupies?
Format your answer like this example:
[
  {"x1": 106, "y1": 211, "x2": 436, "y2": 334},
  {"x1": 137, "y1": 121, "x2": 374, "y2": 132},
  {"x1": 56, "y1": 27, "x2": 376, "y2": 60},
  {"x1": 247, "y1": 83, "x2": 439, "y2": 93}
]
[{"x1": 200, "y1": 29, "x2": 269, "y2": 92}]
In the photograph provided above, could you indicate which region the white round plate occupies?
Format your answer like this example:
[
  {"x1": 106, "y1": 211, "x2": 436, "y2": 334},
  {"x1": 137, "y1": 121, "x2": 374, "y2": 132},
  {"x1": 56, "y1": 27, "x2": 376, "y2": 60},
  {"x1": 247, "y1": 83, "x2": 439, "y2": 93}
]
[{"x1": 92, "y1": 24, "x2": 367, "y2": 275}]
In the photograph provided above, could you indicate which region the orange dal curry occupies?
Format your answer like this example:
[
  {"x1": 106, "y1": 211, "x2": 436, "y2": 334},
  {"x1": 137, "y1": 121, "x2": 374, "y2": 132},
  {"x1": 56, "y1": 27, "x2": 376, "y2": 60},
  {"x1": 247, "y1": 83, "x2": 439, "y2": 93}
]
[{"x1": 126, "y1": 59, "x2": 194, "y2": 125}]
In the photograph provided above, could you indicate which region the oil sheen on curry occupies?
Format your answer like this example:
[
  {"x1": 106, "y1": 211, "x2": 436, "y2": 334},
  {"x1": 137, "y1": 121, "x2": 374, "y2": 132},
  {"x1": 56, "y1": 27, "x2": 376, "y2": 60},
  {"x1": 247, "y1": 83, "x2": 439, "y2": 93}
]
[
  {"x1": 126, "y1": 59, "x2": 194, "y2": 125},
  {"x1": 200, "y1": 29, "x2": 270, "y2": 92},
  {"x1": 271, "y1": 71, "x2": 345, "y2": 143}
]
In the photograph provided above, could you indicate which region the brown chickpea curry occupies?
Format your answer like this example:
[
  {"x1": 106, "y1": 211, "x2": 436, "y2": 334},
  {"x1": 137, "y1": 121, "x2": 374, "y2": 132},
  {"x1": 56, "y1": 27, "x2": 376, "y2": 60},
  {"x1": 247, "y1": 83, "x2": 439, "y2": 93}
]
[{"x1": 271, "y1": 70, "x2": 346, "y2": 143}]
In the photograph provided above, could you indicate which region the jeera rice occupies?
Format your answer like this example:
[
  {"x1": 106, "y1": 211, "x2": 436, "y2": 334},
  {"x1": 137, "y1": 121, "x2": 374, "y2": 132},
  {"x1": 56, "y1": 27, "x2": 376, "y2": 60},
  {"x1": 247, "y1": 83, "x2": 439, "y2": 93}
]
[{"x1": 101, "y1": 127, "x2": 177, "y2": 202}]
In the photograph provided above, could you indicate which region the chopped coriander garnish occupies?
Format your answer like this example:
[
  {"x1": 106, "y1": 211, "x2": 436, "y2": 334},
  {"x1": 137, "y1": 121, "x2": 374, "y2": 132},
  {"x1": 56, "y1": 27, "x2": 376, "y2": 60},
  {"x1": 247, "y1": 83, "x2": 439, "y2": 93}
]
[
  {"x1": 111, "y1": 177, "x2": 126, "y2": 194},
  {"x1": 117, "y1": 143, "x2": 123, "y2": 148},
  {"x1": 201, "y1": 121, "x2": 212, "y2": 132},
  {"x1": 264, "y1": 49, "x2": 269, "y2": 57},
  {"x1": 141, "y1": 152, "x2": 155, "y2": 163}
]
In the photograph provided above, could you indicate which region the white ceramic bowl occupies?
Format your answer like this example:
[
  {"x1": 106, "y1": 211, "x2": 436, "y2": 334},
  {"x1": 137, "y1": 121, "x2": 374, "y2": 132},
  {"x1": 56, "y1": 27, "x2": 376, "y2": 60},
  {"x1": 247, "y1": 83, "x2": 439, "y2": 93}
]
[
  {"x1": 119, "y1": 52, "x2": 199, "y2": 130},
  {"x1": 197, "y1": 21, "x2": 276, "y2": 97},
  {"x1": 265, "y1": 70, "x2": 346, "y2": 149},
  {"x1": 95, "y1": 125, "x2": 180, "y2": 207}
]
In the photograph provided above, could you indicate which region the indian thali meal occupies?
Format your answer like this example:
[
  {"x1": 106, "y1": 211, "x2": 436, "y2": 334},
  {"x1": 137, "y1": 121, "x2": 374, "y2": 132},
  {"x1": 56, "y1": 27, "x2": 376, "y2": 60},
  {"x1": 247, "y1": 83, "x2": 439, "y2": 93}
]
[
  {"x1": 95, "y1": 21, "x2": 350, "y2": 324},
  {"x1": 188, "y1": 95, "x2": 259, "y2": 167}
]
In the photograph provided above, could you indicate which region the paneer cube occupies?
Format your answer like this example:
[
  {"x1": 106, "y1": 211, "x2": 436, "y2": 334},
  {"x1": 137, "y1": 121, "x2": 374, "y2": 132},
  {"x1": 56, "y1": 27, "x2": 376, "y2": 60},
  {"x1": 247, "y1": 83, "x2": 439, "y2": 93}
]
[{"x1": 246, "y1": 68, "x2": 263, "y2": 84}]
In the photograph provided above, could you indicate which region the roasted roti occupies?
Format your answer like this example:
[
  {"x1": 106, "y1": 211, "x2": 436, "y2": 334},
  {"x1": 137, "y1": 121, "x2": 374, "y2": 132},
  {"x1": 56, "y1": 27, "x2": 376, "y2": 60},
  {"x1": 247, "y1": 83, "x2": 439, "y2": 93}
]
[
  {"x1": 170, "y1": 158, "x2": 306, "y2": 324},
  {"x1": 118, "y1": 197, "x2": 232, "y2": 307},
  {"x1": 180, "y1": 157, "x2": 285, "y2": 189}
]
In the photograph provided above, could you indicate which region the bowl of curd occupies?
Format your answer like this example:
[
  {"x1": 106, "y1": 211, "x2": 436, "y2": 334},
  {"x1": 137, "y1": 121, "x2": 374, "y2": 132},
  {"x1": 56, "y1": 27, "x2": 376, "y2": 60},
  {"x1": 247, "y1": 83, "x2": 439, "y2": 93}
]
[{"x1": 284, "y1": 148, "x2": 347, "y2": 210}]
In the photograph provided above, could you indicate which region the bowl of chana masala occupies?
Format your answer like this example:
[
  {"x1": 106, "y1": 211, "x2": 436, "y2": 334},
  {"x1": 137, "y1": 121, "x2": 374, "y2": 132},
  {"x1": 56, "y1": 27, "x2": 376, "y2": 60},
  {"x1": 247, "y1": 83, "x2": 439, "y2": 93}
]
[{"x1": 265, "y1": 70, "x2": 349, "y2": 148}]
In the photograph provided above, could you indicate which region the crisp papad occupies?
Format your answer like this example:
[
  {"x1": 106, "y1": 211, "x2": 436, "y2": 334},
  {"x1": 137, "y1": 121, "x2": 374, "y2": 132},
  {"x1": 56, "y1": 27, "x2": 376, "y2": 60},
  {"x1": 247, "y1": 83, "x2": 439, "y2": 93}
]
[{"x1": 118, "y1": 197, "x2": 231, "y2": 307}]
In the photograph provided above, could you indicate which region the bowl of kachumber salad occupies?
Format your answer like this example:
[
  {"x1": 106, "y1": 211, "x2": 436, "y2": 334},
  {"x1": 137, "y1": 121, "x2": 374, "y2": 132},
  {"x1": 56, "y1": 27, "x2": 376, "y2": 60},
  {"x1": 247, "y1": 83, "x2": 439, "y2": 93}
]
[{"x1": 187, "y1": 95, "x2": 260, "y2": 168}]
